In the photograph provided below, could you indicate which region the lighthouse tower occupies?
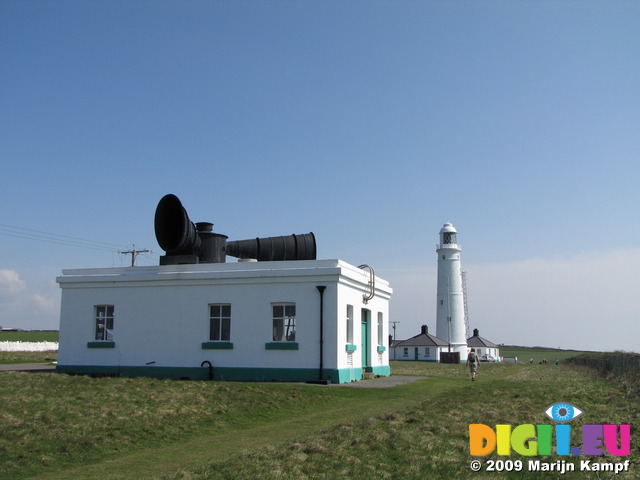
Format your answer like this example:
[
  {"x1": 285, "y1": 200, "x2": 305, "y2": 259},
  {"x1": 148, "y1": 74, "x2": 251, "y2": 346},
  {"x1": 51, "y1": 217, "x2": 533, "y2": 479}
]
[{"x1": 436, "y1": 222, "x2": 468, "y2": 358}]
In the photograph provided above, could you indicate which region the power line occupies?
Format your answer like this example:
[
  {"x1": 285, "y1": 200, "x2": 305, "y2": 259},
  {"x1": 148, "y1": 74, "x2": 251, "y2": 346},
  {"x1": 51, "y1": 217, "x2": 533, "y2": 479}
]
[{"x1": 0, "y1": 223, "x2": 130, "y2": 252}]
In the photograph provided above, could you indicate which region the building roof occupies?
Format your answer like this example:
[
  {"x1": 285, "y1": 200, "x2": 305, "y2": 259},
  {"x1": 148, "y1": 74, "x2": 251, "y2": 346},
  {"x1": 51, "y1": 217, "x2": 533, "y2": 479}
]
[
  {"x1": 467, "y1": 328, "x2": 499, "y2": 348},
  {"x1": 396, "y1": 326, "x2": 449, "y2": 347}
]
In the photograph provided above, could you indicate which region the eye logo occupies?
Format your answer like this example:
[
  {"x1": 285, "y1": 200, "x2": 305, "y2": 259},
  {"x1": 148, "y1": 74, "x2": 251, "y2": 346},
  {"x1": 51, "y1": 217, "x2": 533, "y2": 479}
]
[{"x1": 545, "y1": 402, "x2": 583, "y2": 423}]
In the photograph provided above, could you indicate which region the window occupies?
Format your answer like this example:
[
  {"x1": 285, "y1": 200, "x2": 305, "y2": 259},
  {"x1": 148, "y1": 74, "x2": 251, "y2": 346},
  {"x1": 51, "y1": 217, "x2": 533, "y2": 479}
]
[
  {"x1": 377, "y1": 312, "x2": 383, "y2": 346},
  {"x1": 272, "y1": 304, "x2": 296, "y2": 342},
  {"x1": 425, "y1": 347, "x2": 431, "y2": 357},
  {"x1": 95, "y1": 305, "x2": 114, "y2": 341},
  {"x1": 346, "y1": 305, "x2": 354, "y2": 344},
  {"x1": 209, "y1": 304, "x2": 231, "y2": 341},
  {"x1": 403, "y1": 347, "x2": 408, "y2": 357}
]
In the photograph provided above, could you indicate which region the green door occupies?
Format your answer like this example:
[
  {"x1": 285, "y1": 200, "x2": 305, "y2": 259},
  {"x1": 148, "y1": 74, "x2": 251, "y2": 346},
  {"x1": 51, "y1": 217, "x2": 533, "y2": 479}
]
[{"x1": 361, "y1": 309, "x2": 370, "y2": 371}]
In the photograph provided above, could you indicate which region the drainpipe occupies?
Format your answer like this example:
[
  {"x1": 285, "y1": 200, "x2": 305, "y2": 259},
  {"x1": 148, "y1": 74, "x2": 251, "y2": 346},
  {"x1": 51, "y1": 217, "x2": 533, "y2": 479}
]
[{"x1": 316, "y1": 285, "x2": 326, "y2": 381}]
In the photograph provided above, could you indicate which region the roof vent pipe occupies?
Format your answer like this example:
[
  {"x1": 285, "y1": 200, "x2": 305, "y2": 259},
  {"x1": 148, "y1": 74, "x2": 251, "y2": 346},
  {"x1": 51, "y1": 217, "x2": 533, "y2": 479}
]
[{"x1": 357, "y1": 264, "x2": 375, "y2": 304}]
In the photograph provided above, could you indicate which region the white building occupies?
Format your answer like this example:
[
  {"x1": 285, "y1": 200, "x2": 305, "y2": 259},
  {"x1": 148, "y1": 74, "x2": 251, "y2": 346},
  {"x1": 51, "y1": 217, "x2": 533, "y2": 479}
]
[
  {"x1": 435, "y1": 222, "x2": 468, "y2": 360},
  {"x1": 393, "y1": 325, "x2": 449, "y2": 362},
  {"x1": 56, "y1": 259, "x2": 392, "y2": 384},
  {"x1": 467, "y1": 328, "x2": 500, "y2": 361}
]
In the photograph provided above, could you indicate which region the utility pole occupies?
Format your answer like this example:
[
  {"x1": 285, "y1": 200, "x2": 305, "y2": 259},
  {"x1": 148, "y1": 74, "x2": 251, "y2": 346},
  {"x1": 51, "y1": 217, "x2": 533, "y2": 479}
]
[
  {"x1": 390, "y1": 321, "x2": 400, "y2": 360},
  {"x1": 119, "y1": 246, "x2": 150, "y2": 267}
]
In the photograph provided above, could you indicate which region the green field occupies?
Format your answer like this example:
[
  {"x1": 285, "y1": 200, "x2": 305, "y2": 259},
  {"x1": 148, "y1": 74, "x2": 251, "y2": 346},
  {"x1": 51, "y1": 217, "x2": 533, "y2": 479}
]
[
  {"x1": 0, "y1": 331, "x2": 59, "y2": 342},
  {"x1": 1, "y1": 359, "x2": 637, "y2": 480},
  {"x1": 0, "y1": 331, "x2": 58, "y2": 364},
  {"x1": 498, "y1": 345, "x2": 596, "y2": 364}
]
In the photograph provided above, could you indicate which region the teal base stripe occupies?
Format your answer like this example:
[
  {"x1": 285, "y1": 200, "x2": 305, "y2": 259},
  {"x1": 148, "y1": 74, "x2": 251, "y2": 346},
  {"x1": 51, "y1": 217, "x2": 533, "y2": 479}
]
[
  {"x1": 56, "y1": 364, "x2": 391, "y2": 383},
  {"x1": 370, "y1": 365, "x2": 391, "y2": 376},
  {"x1": 56, "y1": 365, "x2": 211, "y2": 380},
  {"x1": 87, "y1": 342, "x2": 115, "y2": 348},
  {"x1": 201, "y1": 342, "x2": 234, "y2": 349},
  {"x1": 335, "y1": 367, "x2": 362, "y2": 383},
  {"x1": 265, "y1": 342, "x2": 299, "y2": 350}
]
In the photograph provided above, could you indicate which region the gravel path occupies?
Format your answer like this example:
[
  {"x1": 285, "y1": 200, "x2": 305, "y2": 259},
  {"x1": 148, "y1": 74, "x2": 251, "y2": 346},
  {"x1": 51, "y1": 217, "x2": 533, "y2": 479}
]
[{"x1": 0, "y1": 363, "x2": 56, "y2": 372}]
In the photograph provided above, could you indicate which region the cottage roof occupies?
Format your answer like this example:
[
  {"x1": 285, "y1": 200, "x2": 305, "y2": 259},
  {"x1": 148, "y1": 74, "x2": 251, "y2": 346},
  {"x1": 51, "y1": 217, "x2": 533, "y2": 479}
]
[
  {"x1": 396, "y1": 326, "x2": 448, "y2": 347},
  {"x1": 467, "y1": 328, "x2": 499, "y2": 348}
]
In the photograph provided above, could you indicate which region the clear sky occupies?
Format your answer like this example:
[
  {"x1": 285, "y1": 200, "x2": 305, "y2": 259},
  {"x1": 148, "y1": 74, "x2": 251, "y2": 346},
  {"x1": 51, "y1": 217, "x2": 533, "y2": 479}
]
[{"x1": 1, "y1": 1, "x2": 639, "y2": 352}]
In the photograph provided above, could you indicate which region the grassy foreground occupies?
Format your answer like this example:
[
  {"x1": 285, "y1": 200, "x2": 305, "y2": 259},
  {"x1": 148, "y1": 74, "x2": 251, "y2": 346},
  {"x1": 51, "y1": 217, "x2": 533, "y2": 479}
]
[
  {"x1": 1, "y1": 361, "x2": 637, "y2": 480},
  {"x1": 0, "y1": 351, "x2": 57, "y2": 365}
]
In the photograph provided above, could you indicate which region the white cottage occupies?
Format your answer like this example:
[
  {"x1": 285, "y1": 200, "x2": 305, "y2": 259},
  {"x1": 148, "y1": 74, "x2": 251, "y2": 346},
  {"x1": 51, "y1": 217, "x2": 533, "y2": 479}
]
[
  {"x1": 56, "y1": 259, "x2": 392, "y2": 383},
  {"x1": 393, "y1": 325, "x2": 449, "y2": 362},
  {"x1": 467, "y1": 328, "x2": 500, "y2": 361}
]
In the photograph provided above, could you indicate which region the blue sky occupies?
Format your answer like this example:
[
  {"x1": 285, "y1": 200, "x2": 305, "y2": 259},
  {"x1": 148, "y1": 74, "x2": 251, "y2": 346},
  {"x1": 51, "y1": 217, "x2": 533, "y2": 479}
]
[{"x1": 1, "y1": 1, "x2": 639, "y2": 352}]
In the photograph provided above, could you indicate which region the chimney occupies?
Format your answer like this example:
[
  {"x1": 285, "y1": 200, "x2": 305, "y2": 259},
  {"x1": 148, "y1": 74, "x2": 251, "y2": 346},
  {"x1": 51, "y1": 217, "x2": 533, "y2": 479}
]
[
  {"x1": 421, "y1": 325, "x2": 428, "y2": 335},
  {"x1": 473, "y1": 328, "x2": 479, "y2": 337}
]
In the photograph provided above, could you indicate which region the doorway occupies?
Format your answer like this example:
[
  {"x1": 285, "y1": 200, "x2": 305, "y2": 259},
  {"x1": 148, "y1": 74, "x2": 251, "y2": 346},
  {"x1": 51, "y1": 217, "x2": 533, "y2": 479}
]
[{"x1": 361, "y1": 309, "x2": 370, "y2": 371}]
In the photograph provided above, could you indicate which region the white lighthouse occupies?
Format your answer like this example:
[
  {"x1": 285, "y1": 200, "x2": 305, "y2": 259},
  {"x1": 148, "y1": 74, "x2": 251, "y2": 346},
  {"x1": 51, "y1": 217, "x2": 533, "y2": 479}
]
[{"x1": 435, "y1": 222, "x2": 468, "y2": 359}]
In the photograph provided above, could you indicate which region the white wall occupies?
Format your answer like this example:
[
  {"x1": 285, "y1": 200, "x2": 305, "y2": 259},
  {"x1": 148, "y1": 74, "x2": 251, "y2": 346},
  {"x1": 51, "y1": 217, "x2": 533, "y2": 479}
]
[
  {"x1": 57, "y1": 260, "x2": 392, "y2": 376},
  {"x1": 393, "y1": 345, "x2": 444, "y2": 362}
]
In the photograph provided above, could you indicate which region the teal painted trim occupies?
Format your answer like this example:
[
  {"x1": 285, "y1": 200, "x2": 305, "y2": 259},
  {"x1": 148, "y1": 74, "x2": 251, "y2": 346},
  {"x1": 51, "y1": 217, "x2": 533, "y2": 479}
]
[
  {"x1": 214, "y1": 367, "x2": 320, "y2": 382},
  {"x1": 370, "y1": 365, "x2": 391, "y2": 376},
  {"x1": 265, "y1": 342, "x2": 299, "y2": 350},
  {"x1": 335, "y1": 367, "x2": 362, "y2": 383},
  {"x1": 55, "y1": 365, "x2": 391, "y2": 383},
  {"x1": 201, "y1": 342, "x2": 233, "y2": 350},
  {"x1": 377, "y1": 346, "x2": 387, "y2": 352},
  {"x1": 87, "y1": 341, "x2": 115, "y2": 349},
  {"x1": 57, "y1": 365, "x2": 211, "y2": 380},
  {"x1": 345, "y1": 344, "x2": 357, "y2": 352}
]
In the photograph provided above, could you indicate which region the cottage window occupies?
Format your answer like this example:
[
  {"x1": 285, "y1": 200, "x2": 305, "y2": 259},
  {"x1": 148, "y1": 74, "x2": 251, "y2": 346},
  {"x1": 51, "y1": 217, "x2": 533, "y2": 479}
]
[
  {"x1": 95, "y1": 305, "x2": 114, "y2": 341},
  {"x1": 209, "y1": 304, "x2": 231, "y2": 341},
  {"x1": 272, "y1": 304, "x2": 296, "y2": 342},
  {"x1": 425, "y1": 347, "x2": 430, "y2": 357},
  {"x1": 377, "y1": 312, "x2": 384, "y2": 346},
  {"x1": 403, "y1": 347, "x2": 408, "y2": 357},
  {"x1": 346, "y1": 305, "x2": 354, "y2": 344}
]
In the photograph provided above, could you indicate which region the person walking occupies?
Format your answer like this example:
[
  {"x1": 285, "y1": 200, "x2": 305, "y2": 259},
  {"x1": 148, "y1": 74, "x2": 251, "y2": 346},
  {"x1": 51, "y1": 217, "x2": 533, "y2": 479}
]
[{"x1": 466, "y1": 348, "x2": 479, "y2": 381}]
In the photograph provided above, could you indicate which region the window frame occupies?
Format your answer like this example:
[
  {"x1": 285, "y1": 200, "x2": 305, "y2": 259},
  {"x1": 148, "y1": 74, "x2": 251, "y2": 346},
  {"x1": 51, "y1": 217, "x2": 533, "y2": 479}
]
[
  {"x1": 94, "y1": 305, "x2": 114, "y2": 341},
  {"x1": 272, "y1": 303, "x2": 296, "y2": 342},
  {"x1": 346, "y1": 304, "x2": 354, "y2": 344},
  {"x1": 209, "y1": 304, "x2": 231, "y2": 342}
]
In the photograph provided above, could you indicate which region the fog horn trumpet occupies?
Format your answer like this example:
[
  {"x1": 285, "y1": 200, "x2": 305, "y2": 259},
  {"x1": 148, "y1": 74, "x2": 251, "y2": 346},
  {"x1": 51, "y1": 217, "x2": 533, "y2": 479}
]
[{"x1": 154, "y1": 194, "x2": 316, "y2": 265}]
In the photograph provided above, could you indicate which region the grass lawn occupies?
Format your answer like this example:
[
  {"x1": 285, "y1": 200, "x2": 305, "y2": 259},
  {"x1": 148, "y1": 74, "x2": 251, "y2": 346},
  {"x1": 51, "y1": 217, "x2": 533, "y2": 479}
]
[
  {"x1": 499, "y1": 345, "x2": 595, "y2": 364},
  {"x1": 0, "y1": 331, "x2": 59, "y2": 343},
  {"x1": 0, "y1": 351, "x2": 57, "y2": 365},
  {"x1": 0, "y1": 331, "x2": 58, "y2": 364},
  {"x1": 1, "y1": 360, "x2": 637, "y2": 480}
]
